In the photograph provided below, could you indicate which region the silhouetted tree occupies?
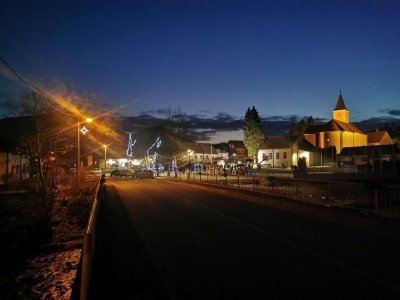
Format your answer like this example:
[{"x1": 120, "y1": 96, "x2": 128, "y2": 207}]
[{"x1": 244, "y1": 106, "x2": 264, "y2": 163}]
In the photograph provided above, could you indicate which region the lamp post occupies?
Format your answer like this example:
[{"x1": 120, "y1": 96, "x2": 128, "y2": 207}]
[
  {"x1": 187, "y1": 149, "x2": 193, "y2": 179},
  {"x1": 103, "y1": 145, "x2": 107, "y2": 168},
  {"x1": 77, "y1": 117, "x2": 92, "y2": 185}
]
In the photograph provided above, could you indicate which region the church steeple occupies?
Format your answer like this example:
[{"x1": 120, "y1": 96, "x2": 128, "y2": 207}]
[{"x1": 332, "y1": 91, "x2": 349, "y2": 123}]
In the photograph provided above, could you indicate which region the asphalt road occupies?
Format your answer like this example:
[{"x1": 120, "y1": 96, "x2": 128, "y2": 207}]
[{"x1": 91, "y1": 178, "x2": 400, "y2": 299}]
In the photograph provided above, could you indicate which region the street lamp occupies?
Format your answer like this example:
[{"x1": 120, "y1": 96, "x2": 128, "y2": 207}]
[
  {"x1": 187, "y1": 149, "x2": 193, "y2": 179},
  {"x1": 103, "y1": 145, "x2": 107, "y2": 168},
  {"x1": 77, "y1": 117, "x2": 92, "y2": 185}
]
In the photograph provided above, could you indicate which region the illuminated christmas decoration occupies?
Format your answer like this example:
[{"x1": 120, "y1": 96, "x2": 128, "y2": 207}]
[
  {"x1": 80, "y1": 126, "x2": 89, "y2": 135},
  {"x1": 147, "y1": 136, "x2": 162, "y2": 156},
  {"x1": 126, "y1": 133, "x2": 136, "y2": 157},
  {"x1": 146, "y1": 137, "x2": 162, "y2": 173}
]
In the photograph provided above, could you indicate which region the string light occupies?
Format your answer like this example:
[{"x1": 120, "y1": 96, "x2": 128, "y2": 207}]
[
  {"x1": 147, "y1": 136, "x2": 161, "y2": 156},
  {"x1": 146, "y1": 137, "x2": 162, "y2": 172},
  {"x1": 126, "y1": 133, "x2": 136, "y2": 157}
]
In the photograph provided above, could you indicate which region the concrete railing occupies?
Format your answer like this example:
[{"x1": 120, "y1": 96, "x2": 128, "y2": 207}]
[{"x1": 79, "y1": 181, "x2": 101, "y2": 300}]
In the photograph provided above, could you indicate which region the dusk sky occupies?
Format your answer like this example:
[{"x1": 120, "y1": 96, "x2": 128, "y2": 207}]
[{"x1": 1, "y1": 0, "x2": 400, "y2": 142}]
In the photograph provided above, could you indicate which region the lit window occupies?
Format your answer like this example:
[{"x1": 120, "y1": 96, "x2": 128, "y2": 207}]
[
  {"x1": 276, "y1": 152, "x2": 280, "y2": 159},
  {"x1": 269, "y1": 153, "x2": 273, "y2": 159}
]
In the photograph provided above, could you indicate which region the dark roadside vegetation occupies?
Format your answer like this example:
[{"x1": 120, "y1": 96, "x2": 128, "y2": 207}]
[{"x1": 0, "y1": 174, "x2": 97, "y2": 300}]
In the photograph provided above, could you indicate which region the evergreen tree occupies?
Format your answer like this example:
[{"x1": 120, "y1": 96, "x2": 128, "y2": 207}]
[{"x1": 244, "y1": 106, "x2": 265, "y2": 162}]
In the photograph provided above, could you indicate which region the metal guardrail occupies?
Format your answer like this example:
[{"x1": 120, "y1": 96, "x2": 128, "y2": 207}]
[
  {"x1": 183, "y1": 173, "x2": 400, "y2": 217},
  {"x1": 80, "y1": 180, "x2": 101, "y2": 300}
]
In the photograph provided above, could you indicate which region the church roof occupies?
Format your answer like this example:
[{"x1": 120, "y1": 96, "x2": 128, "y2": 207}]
[
  {"x1": 305, "y1": 119, "x2": 364, "y2": 134},
  {"x1": 333, "y1": 93, "x2": 348, "y2": 111},
  {"x1": 366, "y1": 131, "x2": 389, "y2": 144}
]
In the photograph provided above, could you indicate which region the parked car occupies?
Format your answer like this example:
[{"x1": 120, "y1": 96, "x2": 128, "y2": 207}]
[
  {"x1": 110, "y1": 169, "x2": 132, "y2": 177},
  {"x1": 132, "y1": 169, "x2": 154, "y2": 179}
]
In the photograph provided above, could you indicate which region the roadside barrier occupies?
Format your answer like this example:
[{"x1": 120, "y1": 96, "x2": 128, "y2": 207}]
[
  {"x1": 184, "y1": 173, "x2": 400, "y2": 217},
  {"x1": 80, "y1": 179, "x2": 101, "y2": 300}
]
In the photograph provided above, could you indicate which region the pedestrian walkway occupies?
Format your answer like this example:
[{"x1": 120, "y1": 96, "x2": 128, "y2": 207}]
[{"x1": 89, "y1": 185, "x2": 168, "y2": 299}]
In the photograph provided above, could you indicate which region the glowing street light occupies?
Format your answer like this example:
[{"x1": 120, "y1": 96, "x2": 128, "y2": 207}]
[
  {"x1": 77, "y1": 117, "x2": 92, "y2": 185},
  {"x1": 187, "y1": 149, "x2": 193, "y2": 179},
  {"x1": 103, "y1": 144, "x2": 107, "y2": 168}
]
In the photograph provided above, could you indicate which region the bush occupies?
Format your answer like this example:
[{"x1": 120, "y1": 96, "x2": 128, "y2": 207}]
[{"x1": 298, "y1": 157, "x2": 307, "y2": 173}]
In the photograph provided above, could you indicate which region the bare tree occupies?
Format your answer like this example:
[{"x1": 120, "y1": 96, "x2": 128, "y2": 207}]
[
  {"x1": 17, "y1": 91, "x2": 72, "y2": 219},
  {"x1": 164, "y1": 106, "x2": 193, "y2": 138}
]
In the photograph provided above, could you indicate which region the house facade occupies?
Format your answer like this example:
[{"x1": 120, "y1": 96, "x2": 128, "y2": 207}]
[
  {"x1": 228, "y1": 140, "x2": 248, "y2": 162},
  {"x1": 0, "y1": 152, "x2": 30, "y2": 185},
  {"x1": 258, "y1": 136, "x2": 316, "y2": 168}
]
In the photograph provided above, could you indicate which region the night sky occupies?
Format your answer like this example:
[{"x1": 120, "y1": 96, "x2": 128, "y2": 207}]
[{"x1": 1, "y1": 0, "x2": 400, "y2": 142}]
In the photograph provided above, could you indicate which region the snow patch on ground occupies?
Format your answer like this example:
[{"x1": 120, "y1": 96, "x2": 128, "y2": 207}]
[{"x1": 16, "y1": 248, "x2": 81, "y2": 300}]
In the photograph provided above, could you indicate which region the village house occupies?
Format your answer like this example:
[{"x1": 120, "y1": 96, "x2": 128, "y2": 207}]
[{"x1": 257, "y1": 135, "x2": 315, "y2": 168}]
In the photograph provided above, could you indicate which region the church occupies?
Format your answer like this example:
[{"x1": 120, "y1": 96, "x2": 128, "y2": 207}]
[
  {"x1": 304, "y1": 93, "x2": 368, "y2": 154},
  {"x1": 258, "y1": 92, "x2": 398, "y2": 172}
]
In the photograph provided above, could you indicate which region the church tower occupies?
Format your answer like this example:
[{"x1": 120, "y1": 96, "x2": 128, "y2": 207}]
[{"x1": 332, "y1": 91, "x2": 349, "y2": 123}]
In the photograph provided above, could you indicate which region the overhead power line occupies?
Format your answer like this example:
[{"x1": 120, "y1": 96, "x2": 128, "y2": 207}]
[{"x1": 0, "y1": 55, "x2": 71, "y2": 115}]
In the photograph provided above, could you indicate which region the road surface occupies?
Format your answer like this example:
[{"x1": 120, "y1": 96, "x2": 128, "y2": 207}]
[{"x1": 90, "y1": 178, "x2": 400, "y2": 299}]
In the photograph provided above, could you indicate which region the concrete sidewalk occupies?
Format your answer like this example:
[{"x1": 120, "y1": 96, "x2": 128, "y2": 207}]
[{"x1": 89, "y1": 184, "x2": 169, "y2": 300}]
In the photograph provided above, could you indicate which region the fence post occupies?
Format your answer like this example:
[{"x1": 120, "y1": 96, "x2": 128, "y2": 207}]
[
  {"x1": 252, "y1": 173, "x2": 255, "y2": 189},
  {"x1": 237, "y1": 174, "x2": 240, "y2": 188},
  {"x1": 328, "y1": 182, "x2": 331, "y2": 207}
]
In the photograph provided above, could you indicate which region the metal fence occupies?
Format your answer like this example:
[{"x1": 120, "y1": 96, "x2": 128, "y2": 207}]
[{"x1": 183, "y1": 172, "x2": 400, "y2": 217}]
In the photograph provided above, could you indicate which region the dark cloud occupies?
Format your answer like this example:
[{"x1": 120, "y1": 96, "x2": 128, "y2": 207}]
[
  {"x1": 387, "y1": 110, "x2": 400, "y2": 116},
  {"x1": 378, "y1": 108, "x2": 400, "y2": 117},
  {"x1": 192, "y1": 129, "x2": 218, "y2": 141},
  {"x1": 122, "y1": 111, "x2": 400, "y2": 142},
  {"x1": 354, "y1": 116, "x2": 400, "y2": 132},
  {"x1": 122, "y1": 111, "x2": 302, "y2": 140},
  {"x1": 262, "y1": 115, "x2": 299, "y2": 122}
]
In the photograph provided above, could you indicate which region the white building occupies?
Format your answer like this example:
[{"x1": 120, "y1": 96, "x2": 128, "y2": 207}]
[{"x1": 258, "y1": 136, "x2": 315, "y2": 168}]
